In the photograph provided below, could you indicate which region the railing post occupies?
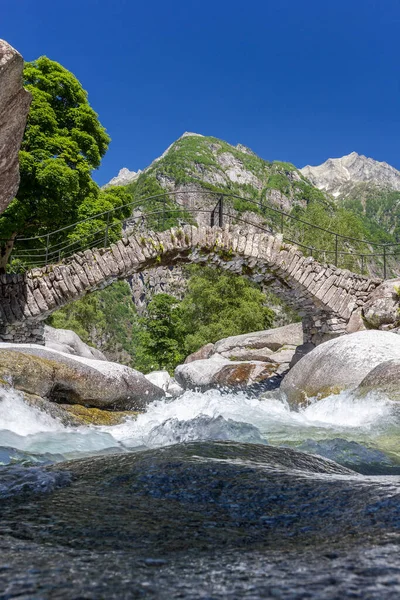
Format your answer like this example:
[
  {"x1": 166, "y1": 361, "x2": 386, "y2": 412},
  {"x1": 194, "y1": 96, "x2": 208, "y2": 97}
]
[
  {"x1": 104, "y1": 211, "x2": 110, "y2": 248},
  {"x1": 45, "y1": 233, "x2": 49, "y2": 266},
  {"x1": 335, "y1": 234, "x2": 338, "y2": 266},
  {"x1": 162, "y1": 195, "x2": 166, "y2": 230},
  {"x1": 218, "y1": 196, "x2": 224, "y2": 228},
  {"x1": 383, "y1": 245, "x2": 387, "y2": 279},
  {"x1": 280, "y1": 213, "x2": 284, "y2": 234},
  {"x1": 210, "y1": 207, "x2": 215, "y2": 227}
]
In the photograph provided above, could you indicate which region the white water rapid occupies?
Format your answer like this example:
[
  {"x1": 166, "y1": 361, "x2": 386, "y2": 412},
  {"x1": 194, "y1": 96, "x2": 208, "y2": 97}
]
[{"x1": 1, "y1": 387, "x2": 399, "y2": 465}]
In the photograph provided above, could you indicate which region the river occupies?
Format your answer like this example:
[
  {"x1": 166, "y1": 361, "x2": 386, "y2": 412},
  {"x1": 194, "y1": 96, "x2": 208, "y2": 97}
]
[{"x1": 1, "y1": 386, "x2": 400, "y2": 598}]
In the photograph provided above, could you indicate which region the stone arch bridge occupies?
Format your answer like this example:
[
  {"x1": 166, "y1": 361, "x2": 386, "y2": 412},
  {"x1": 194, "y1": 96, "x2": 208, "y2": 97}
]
[{"x1": 0, "y1": 225, "x2": 382, "y2": 346}]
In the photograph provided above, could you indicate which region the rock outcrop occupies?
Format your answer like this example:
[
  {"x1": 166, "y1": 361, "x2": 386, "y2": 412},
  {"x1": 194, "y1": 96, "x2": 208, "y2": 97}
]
[
  {"x1": 301, "y1": 152, "x2": 400, "y2": 198},
  {"x1": 0, "y1": 40, "x2": 31, "y2": 214},
  {"x1": 281, "y1": 330, "x2": 400, "y2": 407},
  {"x1": 0, "y1": 344, "x2": 165, "y2": 410}
]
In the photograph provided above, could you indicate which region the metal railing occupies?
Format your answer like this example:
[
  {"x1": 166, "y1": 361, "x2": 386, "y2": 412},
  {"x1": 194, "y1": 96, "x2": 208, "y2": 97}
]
[{"x1": 3, "y1": 190, "x2": 399, "y2": 279}]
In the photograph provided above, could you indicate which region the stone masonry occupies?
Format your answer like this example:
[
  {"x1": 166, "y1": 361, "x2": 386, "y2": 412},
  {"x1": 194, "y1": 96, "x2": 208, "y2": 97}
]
[{"x1": 0, "y1": 225, "x2": 382, "y2": 345}]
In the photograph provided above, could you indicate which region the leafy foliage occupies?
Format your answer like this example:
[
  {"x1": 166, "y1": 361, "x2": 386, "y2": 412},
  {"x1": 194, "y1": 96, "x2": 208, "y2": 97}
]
[
  {"x1": 47, "y1": 281, "x2": 140, "y2": 365},
  {"x1": 0, "y1": 56, "x2": 112, "y2": 270},
  {"x1": 179, "y1": 267, "x2": 275, "y2": 355}
]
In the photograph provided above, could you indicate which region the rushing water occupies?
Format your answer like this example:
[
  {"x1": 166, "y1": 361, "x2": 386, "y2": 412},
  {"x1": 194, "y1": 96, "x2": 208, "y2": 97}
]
[{"x1": 1, "y1": 386, "x2": 400, "y2": 598}]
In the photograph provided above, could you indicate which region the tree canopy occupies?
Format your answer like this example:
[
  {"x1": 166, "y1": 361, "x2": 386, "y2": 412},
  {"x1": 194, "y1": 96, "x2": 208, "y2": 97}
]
[{"x1": 0, "y1": 56, "x2": 120, "y2": 270}]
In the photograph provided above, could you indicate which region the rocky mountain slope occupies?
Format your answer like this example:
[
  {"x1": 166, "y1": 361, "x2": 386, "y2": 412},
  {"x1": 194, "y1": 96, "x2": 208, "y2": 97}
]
[{"x1": 301, "y1": 152, "x2": 400, "y2": 198}]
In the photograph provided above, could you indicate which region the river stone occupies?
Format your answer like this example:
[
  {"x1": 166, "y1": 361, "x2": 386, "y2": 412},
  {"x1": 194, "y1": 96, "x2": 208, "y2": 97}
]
[
  {"x1": 44, "y1": 325, "x2": 107, "y2": 361},
  {"x1": 175, "y1": 355, "x2": 231, "y2": 390},
  {"x1": 281, "y1": 330, "x2": 400, "y2": 407},
  {"x1": 59, "y1": 404, "x2": 139, "y2": 426},
  {"x1": 362, "y1": 278, "x2": 400, "y2": 330},
  {"x1": 0, "y1": 40, "x2": 31, "y2": 214},
  {"x1": 175, "y1": 354, "x2": 279, "y2": 390},
  {"x1": 356, "y1": 359, "x2": 400, "y2": 401},
  {"x1": 0, "y1": 345, "x2": 165, "y2": 410}
]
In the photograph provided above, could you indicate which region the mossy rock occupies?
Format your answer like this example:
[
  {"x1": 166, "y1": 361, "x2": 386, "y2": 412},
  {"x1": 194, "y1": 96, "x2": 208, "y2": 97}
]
[{"x1": 60, "y1": 404, "x2": 139, "y2": 426}]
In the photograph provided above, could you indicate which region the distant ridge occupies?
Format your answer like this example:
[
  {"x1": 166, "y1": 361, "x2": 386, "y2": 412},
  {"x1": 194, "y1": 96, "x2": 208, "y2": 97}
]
[{"x1": 301, "y1": 152, "x2": 400, "y2": 197}]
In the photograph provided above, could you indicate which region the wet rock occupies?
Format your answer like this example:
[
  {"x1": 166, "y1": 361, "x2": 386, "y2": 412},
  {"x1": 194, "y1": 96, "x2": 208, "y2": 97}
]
[
  {"x1": 59, "y1": 404, "x2": 139, "y2": 426},
  {"x1": 145, "y1": 415, "x2": 267, "y2": 446},
  {"x1": 362, "y1": 278, "x2": 400, "y2": 330},
  {"x1": 44, "y1": 325, "x2": 106, "y2": 361},
  {"x1": 0, "y1": 345, "x2": 165, "y2": 410},
  {"x1": 281, "y1": 330, "x2": 400, "y2": 407},
  {"x1": 0, "y1": 40, "x2": 31, "y2": 214},
  {"x1": 21, "y1": 392, "x2": 82, "y2": 427}
]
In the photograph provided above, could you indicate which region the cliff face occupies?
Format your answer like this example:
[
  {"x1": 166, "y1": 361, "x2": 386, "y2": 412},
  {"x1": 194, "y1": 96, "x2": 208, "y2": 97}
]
[
  {"x1": 301, "y1": 152, "x2": 400, "y2": 198},
  {"x1": 0, "y1": 40, "x2": 31, "y2": 214}
]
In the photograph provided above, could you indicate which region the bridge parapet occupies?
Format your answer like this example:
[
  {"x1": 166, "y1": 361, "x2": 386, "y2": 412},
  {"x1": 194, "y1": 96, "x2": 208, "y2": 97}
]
[{"x1": 0, "y1": 225, "x2": 382, "y2": 345}]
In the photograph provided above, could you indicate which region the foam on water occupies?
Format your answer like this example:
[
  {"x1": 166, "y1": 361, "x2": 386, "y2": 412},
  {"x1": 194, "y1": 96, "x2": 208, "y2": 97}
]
[
  {"x1": 0, "y1": 386, "x2": 399, "y2": 460},
  {"x1": 104, "y1": 388, "x2": 400, "y2": 449}
]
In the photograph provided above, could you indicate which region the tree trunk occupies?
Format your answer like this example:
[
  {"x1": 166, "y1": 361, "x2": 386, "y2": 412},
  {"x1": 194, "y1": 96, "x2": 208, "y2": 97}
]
[{"x1": 0, "y1": 233, "x2": 17, "y2": 274}]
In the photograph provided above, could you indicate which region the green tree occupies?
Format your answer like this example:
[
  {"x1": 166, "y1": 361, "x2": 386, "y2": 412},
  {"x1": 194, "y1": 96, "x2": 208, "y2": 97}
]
[
  {"x1": 0, "y1": 56, "x2": 110, "y2": 271},
  {"x1": 180, "y1": 267, "x2": 275, "y2": 355},
  {"x1": 135, "y1": 294, "x2": 185, "y2": 373}
]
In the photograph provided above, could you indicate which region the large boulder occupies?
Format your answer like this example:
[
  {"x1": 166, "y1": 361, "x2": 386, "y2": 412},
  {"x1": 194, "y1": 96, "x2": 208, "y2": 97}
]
[
  {"x1": 0, "y1": 344, "x2": 165, "y2": 410},
  {"x1": 44, "y1": 325, "x2": 107, "y2": 361},
  {"x1": 184, "y1": 323, "x2": 304, "y2": 374},
  {"x1": 356, "y1": 359, "x2": 400, "y2": 401},
  {"x1": 281, "y1": 330, "x2": 400, "y2": 407},
  {"x1": 362, "y1": 278, "x2": 400, "y2": 330},
  {"x1": 0, "y1": 40, "x2": 31, "y2": 214},
  {"x1": 175, "y1": 354, "x2": 279, "y2": 390}
]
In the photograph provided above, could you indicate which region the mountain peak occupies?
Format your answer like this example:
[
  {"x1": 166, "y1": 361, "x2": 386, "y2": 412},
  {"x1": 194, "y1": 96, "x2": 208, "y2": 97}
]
[
  {"x1": 301, "y1": 152, "x2": 400, "y2": 197},
  {"x1": 102, "y1": 167, "x2": 140, "y2": 189}
]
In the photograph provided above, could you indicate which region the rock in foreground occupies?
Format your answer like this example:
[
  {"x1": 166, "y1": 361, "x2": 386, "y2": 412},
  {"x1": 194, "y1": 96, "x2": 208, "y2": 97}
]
[
  {"x1": 0, "y1": 344, "x2": 165, "y2": 410},
  {"x1": 281, "y1": 330, "x2": 400, "y2": 407}
]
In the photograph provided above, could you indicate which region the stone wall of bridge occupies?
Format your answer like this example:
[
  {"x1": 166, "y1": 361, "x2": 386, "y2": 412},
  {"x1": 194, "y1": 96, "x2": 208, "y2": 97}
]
[{"x1": 0, "y1": 225, "x2": 382, "y2": 345}]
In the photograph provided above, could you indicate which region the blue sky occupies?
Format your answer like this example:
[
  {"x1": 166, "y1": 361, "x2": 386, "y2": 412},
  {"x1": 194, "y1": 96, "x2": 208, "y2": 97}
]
[{"x1": 3, "y1": 0, "x2": 400, "y2": 185}]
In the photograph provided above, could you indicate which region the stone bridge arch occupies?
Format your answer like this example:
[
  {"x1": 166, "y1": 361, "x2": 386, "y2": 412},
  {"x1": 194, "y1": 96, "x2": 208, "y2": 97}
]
[{"x1": 0, "y1": 225, "x2": 382, "y2": 345}]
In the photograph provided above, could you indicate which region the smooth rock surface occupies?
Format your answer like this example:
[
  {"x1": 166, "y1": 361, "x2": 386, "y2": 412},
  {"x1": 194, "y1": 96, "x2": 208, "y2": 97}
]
[
  {"x1": 44, "y1": 325, "x2": 107, "y2": 361},
  {"x1": 356, "y1": 359, "x2": 400, "y2": 401},
  {"x1": 175, "y1": 354, "x2": 279, "y2": 390},
  {"x1": 0, "y1": 344, "x2": 165, "y2": 410},
  {"x1": 214, "y1": 323, "x2": 304, "y2": 356},
  {"x1": 281, "y1": 330, "x2": 400, "y2": 407},
  {"x1": 0, "y1": 40, "x2": 31, "y2": 213}
]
